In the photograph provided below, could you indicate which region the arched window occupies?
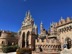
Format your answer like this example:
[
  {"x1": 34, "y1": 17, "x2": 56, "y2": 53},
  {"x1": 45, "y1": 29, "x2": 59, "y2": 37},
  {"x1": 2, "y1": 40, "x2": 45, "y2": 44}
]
[
  {"x1": 26, "y1": 31, "x2": 30, "y2": 47},
  {"x1": 39, "y1": 46, "x2": 43, "y2": 52},
  {"x1": 69, "y1": 26, "x2": 72, "y2": 31},
  {"x1": 65, "y1": 37, "x2": 71, "y2": 49},
  {"x1": 22, "y1": 32, "x2": 25, "y2": 47},
  {"x1": 64, "y1": 27, "x2": 66, "y2": 32},
  {"x1": 2, "y1": 41, "x2": 4, "y2": 45},
  {"x1": 67, "y1": 27, "x2": 69, "y2": 31}
]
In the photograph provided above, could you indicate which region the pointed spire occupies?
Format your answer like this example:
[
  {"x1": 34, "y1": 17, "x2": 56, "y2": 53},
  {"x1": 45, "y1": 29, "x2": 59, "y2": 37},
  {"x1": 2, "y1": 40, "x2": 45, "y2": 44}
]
[
  {"x1": 25, "y1": 10, "x2": 31, "y2": 19},
  {"x1": 28, "y1": 10, "x2": 30, "y2": 16},
  {"x1": 33, "y1": 23, "x2": 37, "y2": 29},
  {"x1": 40, "y1": 21, "x2": 43, "y2": 28},
  {"x1": 40, "y1": 21, "x2": 43, "y2": 31}
]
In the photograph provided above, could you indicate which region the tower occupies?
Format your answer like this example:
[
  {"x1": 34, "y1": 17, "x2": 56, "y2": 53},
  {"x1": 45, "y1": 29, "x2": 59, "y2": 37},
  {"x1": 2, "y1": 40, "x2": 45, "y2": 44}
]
[
  {"x1": 18, "y1": 11, "x2": 37, "y2": 50},
  {"x1": 40, "y1": 21, "x2": 44, "y2": 34},
  {"x1": 47, "y1": 23, "x2": 61, "y2": 54}
]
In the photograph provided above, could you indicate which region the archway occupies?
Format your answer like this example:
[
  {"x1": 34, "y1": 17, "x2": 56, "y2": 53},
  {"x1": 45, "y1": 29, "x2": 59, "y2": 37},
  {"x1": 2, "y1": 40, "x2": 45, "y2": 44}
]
[
  {"x1": 39, "y1": 46, "x2": 43, "y2": 52},
  {"x1": 26, "y1": 31, "x2": 30, "y2": 47},
  {"x1": 22, "y1": 32, "x2": 25, "y2": 47},
  {"x1": 65, "y1": 37, "x2": 71, "y2": 49}
]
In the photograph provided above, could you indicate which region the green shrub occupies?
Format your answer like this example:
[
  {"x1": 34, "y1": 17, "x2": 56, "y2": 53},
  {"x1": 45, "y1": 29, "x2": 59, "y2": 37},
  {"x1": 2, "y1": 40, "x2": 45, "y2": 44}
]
[
  {"x1": 2, "y1": 45, "x2": 18, "y2": 53},
  {"x1": 18, "y1": 48, "x2": 32, "y2": 54}
]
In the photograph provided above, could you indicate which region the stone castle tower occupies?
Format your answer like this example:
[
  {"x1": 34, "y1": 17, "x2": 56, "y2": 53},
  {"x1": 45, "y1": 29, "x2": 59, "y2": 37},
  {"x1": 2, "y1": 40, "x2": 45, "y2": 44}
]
[{"x1": 18, "y1": 11, "x2": 38, "y2": 50}]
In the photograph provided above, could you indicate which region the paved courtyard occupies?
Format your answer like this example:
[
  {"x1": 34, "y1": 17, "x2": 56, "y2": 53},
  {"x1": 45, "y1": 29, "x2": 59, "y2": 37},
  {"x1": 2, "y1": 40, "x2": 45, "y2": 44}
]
[
  {"x1": 0, "y1": 52, "x2": 16, "y2": 54},
  {"x1": 0, "y1": 48, "x2": 72, "y2": 54}
]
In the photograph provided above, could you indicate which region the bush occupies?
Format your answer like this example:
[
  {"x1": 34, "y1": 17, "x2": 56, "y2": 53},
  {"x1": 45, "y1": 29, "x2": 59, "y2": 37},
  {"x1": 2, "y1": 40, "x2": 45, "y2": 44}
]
[
  {"x1": 17, "y1": 48, "x2": 32, "y2": 54},
  {"x1": 2, "y1": 45, "x2": 18, "y2": 53}
]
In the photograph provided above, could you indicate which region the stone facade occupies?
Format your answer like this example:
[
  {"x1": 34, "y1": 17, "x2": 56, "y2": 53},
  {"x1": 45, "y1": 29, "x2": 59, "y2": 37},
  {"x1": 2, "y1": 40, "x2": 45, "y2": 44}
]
[
  {"x1": 17, "y1": 11, "x2": 38, "y2": 54},
  {"x1": 35, "y1": 22, "x2": 61, "y2": 54},
  {"x1": 17, "y1": 11, "x2": 62, "y2": 54},
  {"x1": 55, "y1": 17, "x2": 72, "y2": 50},
  {"x1": 0, "y1": 30, "x2": 18, "y2": 52},
  {"x1": 0, "y1": 10, "x2": 72, "y2": 54}
]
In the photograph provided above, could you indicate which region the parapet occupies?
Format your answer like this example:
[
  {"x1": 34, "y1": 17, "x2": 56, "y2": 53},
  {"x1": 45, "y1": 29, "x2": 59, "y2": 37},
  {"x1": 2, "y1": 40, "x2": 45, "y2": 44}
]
[
  {"x1": 35, "y1": 38, "x2": 47, "y2": 45},
  {"x1": 55, "y1": 17, "x2": 72, "y2": 27}
]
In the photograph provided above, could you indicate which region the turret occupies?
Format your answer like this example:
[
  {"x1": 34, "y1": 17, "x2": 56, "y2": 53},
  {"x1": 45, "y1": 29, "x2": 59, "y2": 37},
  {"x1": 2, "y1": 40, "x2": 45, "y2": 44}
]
[
  {"x1": 33, "y1": 23, "x2": 38, "y2": 35},
  {"x1": 49, "y1": 22, "x2": 58, "y2": 38},
  {"x1": 40, "y1": 21, "x2": 44, "y2": 34}
]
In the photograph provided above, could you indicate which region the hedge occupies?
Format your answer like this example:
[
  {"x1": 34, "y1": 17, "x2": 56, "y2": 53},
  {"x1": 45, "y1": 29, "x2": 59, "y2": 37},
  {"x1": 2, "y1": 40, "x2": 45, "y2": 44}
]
[{"x1": 2, "y1": 45, "x2": 18, "y2": 53}]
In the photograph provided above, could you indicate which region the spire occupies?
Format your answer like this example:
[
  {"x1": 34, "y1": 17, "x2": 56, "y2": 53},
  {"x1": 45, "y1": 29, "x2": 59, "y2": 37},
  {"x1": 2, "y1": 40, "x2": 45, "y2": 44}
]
[
  {"x1": 41, "y1": 21, "x2": 43, "y2": 25},
  {"x1": 26, "y1": 10, "x2": 31, "y2": 18},
  {"x1": 27, "y1": 10, "x2": 30, "y2": 17},
  {"x1": 40, "y1": 21, "x2": 44, "y2": 32},
  {"x1": 40, "y1": 21, "x2": 43, "y2": 27},
  {"x1": 22, "y1": 10, "x2": 34, "y2": 26},
  {"x1": 60, "y1": 16, "x2": 64, "y2": 21}
]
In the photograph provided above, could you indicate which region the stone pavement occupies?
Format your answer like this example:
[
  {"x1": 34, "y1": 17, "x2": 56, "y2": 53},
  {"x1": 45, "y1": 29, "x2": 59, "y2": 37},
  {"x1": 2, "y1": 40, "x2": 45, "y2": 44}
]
[
  {"x1": 0, "y1": 49, "x2": 72, "y2": 54},
  {"x1": 0, "y1": 52, "x2": 16, "y2": 54}
]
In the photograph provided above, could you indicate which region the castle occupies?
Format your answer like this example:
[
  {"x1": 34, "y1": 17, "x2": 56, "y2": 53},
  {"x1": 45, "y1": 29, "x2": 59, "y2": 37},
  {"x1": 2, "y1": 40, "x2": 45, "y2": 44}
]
[
  {"x1": 0, "y1": 11, "x2": 72, "y2": 54},
  {"x1": 0, "y1": 30, "x2": 18, "y2": 52},
  {"x1": 17, "y1": 11, "x2": 72, "y2": 54}
]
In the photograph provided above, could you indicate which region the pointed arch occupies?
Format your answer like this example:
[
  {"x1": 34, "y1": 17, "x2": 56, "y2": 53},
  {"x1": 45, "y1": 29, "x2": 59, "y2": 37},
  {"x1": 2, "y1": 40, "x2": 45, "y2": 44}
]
[
  {"x1": 22, "y1": 32, "x2": 25, "y2": 47},
  {"x1": 26, "y1": 31, "x2": 30, "y2": 47}
]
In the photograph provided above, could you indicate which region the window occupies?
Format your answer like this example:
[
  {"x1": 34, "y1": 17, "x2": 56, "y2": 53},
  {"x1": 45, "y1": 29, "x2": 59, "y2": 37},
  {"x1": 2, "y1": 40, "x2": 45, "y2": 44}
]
[
  {"x1": 42, "y1": 40, "x2": 44, "y2": 42},
  {"x1": 65, "y1": 37, "x2": 71, "y2": 49},
  {"x1": 64, "y1": 27, "x2": 66, "y2": 32},
  {"x1": 67, "y1": 27, "x2": 69, "y2": 31},
  {"x1": 39, "y1": 46, "x2": 43, "y2": 52},
  {"x1": 69, "y1": 26, "x2": 72, "y2": 30},
  {"x1": 2, "y1": 41, "x2": 4, "y2": 45},
  {"x1": 0, "y1": 32, "x2": 2, "y2": 37},
  {"x1": 22, "y1": 32, "x2": 25, "y2": 47}
]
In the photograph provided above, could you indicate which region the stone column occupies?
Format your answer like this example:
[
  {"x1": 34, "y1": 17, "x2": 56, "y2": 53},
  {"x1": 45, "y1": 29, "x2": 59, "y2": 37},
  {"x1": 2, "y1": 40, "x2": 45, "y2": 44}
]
[
  {"x1": 71, "y1": 40, "x2": 72, "y2": 47},
  {"x1": 25, "y1": 33, "x2": 27, "y2": 48}
]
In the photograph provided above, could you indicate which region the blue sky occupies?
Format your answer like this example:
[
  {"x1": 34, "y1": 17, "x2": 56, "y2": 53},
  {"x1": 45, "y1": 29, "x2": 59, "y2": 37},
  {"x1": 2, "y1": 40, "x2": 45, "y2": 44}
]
[{"x1": 0, "y1": 0, "x2": 72, "y2": 33}]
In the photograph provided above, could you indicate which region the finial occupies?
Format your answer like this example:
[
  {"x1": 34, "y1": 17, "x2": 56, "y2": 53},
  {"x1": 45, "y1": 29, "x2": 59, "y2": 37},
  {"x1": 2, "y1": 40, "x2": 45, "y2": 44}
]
[
  {"x1": 61, "y1": 16, "x2": 63, "y2": 21},
  {"x1": 25, "y1": 11, "x2": 27, "y2": 17},
  {"x1": 41, "y1": 21, "x2": 43, "y2": 25},
  {"x1": 67, "y1": 17, "x2": 70, "y2": 19},
  {"x1": 25, "y1": 10, "x2": 31, "y2": 18},
  {"x1": 35, "y1": 25, "x2": 37, "y2": 28},
  {"x1": 27, "y1": 10, "x2": 30, "y2": 16},
  {"x1": 51, "y1": 22, "x2": 54, "y2": 25}
]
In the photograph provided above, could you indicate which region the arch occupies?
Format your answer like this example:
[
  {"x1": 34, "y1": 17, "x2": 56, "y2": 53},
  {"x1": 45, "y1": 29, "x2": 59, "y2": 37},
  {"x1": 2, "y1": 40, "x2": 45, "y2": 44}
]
[
  {"x1": 0, "y1": 31, "x2": 2, "y2": 37},
  {"x1": 26, "y1": 31, "x2": 30, "y2": 47},
  {"x1": 22, "y1": 32, "x2": 25, "y2": 47},
  {"x1": 69, "y1": 26, "x2": 72, "y2": 31},
  {"x1": 65, "y1": 37, "x2": 71, "y2": 49},
  {"x1": 2, "y1": 41, "x2": 4, "y2": 45},
  {"x1": 39, "y1": 46, "x2": 43, "y2": 52}
]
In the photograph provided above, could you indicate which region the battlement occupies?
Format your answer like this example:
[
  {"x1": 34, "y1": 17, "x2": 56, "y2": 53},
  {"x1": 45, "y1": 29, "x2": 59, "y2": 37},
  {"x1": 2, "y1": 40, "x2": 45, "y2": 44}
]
[
  {"x1": 55, "y1": 17, "x2": 72, "y2": 27},
  {"x1": 35, "y1": 39, "x2": 47, "y2": 45}
]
